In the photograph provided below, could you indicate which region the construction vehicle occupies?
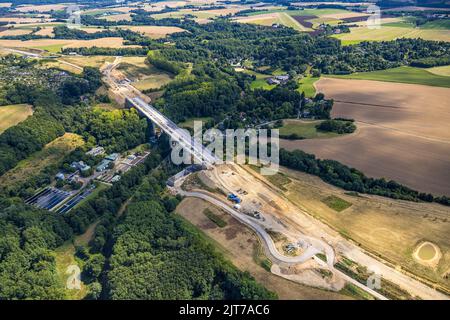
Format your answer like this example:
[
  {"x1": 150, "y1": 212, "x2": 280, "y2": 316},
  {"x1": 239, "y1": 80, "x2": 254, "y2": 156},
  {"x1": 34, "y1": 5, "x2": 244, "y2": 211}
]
[{"x1": 227, "y1": 193, "x2": 241, "y2": 204}]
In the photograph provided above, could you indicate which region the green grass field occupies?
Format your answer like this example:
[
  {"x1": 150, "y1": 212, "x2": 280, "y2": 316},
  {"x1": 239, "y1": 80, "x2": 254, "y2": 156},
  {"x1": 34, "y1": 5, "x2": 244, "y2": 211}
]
[
  {"x1": 326, "y1": 66, "x2": 450, "y2": 87},
  {"x1": 245, "y1": 8, "x2": 350, "y2": 17},
  {"x1": 298, "y1": 76, "x2": 319, "y2": 97},
  {"x1": 0, "y1": 104, "x2": 33, "y2": 133},
  {"x1": 279, "y1": 120, "x2": 341, "y2": 139}
]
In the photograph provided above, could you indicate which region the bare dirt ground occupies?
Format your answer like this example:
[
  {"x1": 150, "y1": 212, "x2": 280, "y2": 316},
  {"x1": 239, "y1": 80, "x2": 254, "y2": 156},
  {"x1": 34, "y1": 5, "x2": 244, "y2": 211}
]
[
  {"x1": 200, "y1": 164, "x2": 449, "y2": 298},
  {"x1": 281, "y1": 78, "x2": 450, "y2": 196},
  {"x1": 176, "y1": 197, "x2": 351, "y2": 299}
]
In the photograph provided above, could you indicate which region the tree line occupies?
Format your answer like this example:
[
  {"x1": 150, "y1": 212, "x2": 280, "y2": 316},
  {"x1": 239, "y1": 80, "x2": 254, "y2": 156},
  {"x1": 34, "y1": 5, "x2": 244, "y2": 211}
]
[{"x1": 279, "y1": 148, "x2": 450, "y2": 205}]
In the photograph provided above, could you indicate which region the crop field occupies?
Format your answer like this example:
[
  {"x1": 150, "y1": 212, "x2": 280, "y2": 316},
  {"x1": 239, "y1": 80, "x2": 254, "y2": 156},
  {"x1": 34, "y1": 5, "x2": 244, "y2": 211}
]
[
  {"x1": 15, "y1": 4, "x2": 69, "y2": 12},
  {"x1": 0, "y1": 28, "x2": 33, "y2": 36},
  {"x1": 60, "y1": 55, "x2": 115, "y2": 68},
  {"x1": 117, "y1": 25, "x2": 186, "y2": 38},
  {"x1": 327, "y1": 66, "x2": 450, "y2": 87},
  {"x1": 0, "y1": 17, "x2": 51, "y2": 24},
  {"x1": 427, "y1": 65, "x2": 450, "y2": 77},
  {"x1": 0, "y1": 37, "x2": 139, "y2": 53},
  {"x1": 0, "y1": 104, "x2": 33, "y2": 133},
  {"x1": 281, "y1": 78, "x2": 450, "y2": 196},
  {"x1": 333, "y1": 26, "x2": 450, "y2": 44},
  {"x1": 102, "y1": 13, "x2": 132, "y2": 22},
  {"x1": 234, "y1": 8, "x2": 364, "y2": 31},
  {"x1": 275, "y1": 167, "x2": 450, "y2": 291}
]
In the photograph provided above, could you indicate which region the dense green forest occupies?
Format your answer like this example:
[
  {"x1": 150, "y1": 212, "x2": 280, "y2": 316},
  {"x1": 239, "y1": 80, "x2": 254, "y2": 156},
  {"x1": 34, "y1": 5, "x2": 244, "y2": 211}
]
[{"x1": 0, "y1": 200, "x2": 73, "y2": 299}]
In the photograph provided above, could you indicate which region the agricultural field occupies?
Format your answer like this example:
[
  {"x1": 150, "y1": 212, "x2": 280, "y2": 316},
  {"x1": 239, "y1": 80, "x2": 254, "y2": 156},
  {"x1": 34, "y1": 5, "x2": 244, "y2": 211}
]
[
  {"x1": 327, "y1": 66, "x2": 450, "y2": 87},
  {"x1": 178, "y1": 116, "x2": 213, "y2": 129},
  {"x1": 333, "y1": 25, "x2": 450, "y2": 45},
  {"x1": 282, "y1": 78, "x2": 450, "y2": 196},
  {"x1": 235, "y1": 8, "x2": 368, "y2": 31},
  {"x1": 0, "y1": 37, "x2": 139, "y2": 53},
  {"x1": 298, "y1": 76, "x2": 319, "y2": 97},
  {"x1": 150, "y1": 7, "x2": 243, "y2": 22},
  {"x1": 59, "y1": 55, "x2": 115, "y2": 69},
  {"x1": 15, "y1": 4, "x2": 70, "y2": 12},
  {"x1": 274, "y1": 166, "x2": 450, "y2": 292},
  {"x1": 0, "y1": 104, "x2": 33, "y2": 133},
  {"x1": 279, "y1": 119, "x2": 342, "y2": 139}
]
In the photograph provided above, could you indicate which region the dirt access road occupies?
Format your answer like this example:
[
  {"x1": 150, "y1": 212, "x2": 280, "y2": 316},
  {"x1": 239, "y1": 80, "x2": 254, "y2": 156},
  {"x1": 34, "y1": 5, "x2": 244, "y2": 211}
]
[{"x1": 197, "y1": 164, "x2": 448, "y2": 300}]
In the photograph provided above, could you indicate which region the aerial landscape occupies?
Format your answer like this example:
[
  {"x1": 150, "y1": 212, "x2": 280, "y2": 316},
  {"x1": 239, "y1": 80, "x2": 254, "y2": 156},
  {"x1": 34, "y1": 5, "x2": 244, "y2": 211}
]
[{"x1": 0, "y1": 0, "x2": 448, "y2": 308}]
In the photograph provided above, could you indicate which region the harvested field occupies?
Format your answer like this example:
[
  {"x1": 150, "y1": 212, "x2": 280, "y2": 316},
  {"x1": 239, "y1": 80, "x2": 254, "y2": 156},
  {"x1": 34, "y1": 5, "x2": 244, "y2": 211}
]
[
  {"x1": 276, "y1": 166, "x2": 450, "y2": 292},
  {"x1": 0, "y1": 104, "x2": 33, "y2": 133},
  {"x1": 340, "y1": 15, "x2": 370, "y2": 23},
  {"x1": 281, "y1": 78, "x2": 450, "y2": 196},
  {"x1": 15, "y1": 4, "x2": 70, "y2": 12},
  {"x1": 334, "y1": 26, "x2": 450, "y2": 43},
  {"x1": 428, "y1": 65, "x2": 450, "y2": 77},
  {"x1": 59, "y1": 55, "x2": 115, "y2": 68},
  {"x1": 34, "y1": 26, "x2": 54, "y2": 36},
  {"x1": 176, "y1": 197, "x2": 351, "y2": 300},
  {"x1": 0, "y1": 28, "x2": 33, "y2": 36},
  {"x1": 117, "y1": 25, "x2": 186, "y2": 38},
  {"x1": 0, "y1": 37, "x2": 139, "y2": 52},
  {"x1": 321, "y1": 12, "x2": 369, "y2": 19}
]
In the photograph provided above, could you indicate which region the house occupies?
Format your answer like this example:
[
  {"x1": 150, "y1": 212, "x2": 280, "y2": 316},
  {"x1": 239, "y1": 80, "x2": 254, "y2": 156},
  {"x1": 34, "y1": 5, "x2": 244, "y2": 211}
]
[
  {"x1": 105, "y1": 153, "x2": 119, "y2": 161},
  {"x1": 275, "y1": 74, "x2": 290, "y2": 83},
  {"x1": 86, "y1": 146, "x2": 105, "y2": 157},
  {"x1": 96, "y1": 159, "x2": 111, "y2": 172},
  {"x1": 70, "y1": 161, "x2": 91, "y2": 172}
]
